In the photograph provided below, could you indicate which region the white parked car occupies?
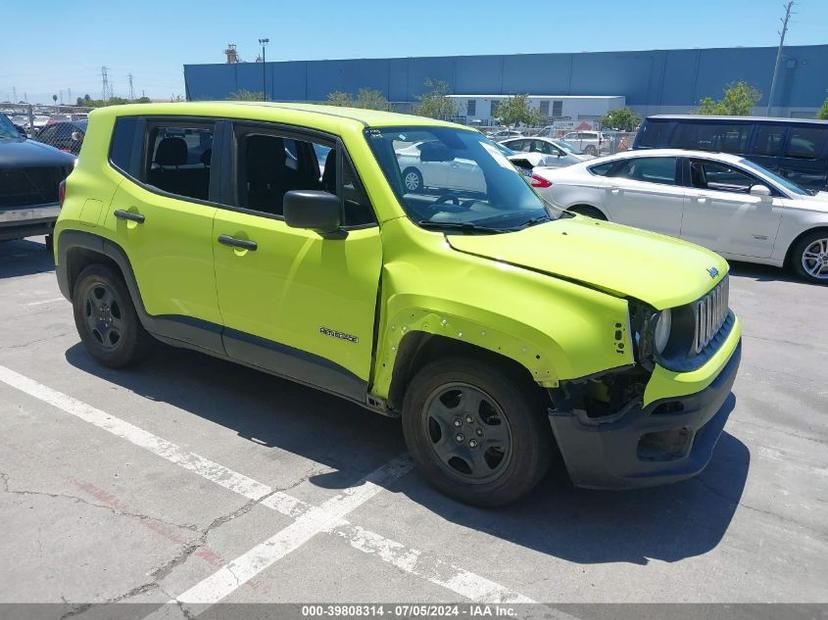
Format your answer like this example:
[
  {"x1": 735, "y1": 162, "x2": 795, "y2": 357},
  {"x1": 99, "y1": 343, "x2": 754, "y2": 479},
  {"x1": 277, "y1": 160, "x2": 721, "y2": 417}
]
[
  {"x1": 499, "y1": 136, "x2": 594, "y2": 168},
  {"x1": 394, "y1": 140, "x2": 552, "y2": 195},
  {"x1": 534, "y1": 149, "x2": 828, "y2": 283},
  {"x1": 561, "y1": 130, "x2": 606, "y2": 156},
  {"x1": 396, "y1": 141, "x2": 486, "y2": 194}
]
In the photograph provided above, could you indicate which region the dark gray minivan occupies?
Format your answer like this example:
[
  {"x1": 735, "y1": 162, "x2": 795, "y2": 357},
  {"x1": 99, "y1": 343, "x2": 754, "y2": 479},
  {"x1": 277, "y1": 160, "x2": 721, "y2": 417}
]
[{"x1": 633, "y1": 115, "x2": 828, "y2": 192}]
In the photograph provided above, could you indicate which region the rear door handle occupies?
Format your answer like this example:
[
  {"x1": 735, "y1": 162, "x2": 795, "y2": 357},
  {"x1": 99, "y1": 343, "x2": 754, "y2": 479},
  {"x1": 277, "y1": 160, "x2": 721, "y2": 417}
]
[
  {"x1": 610, "y1": 187, "x2": 622, "y2": 194},
  {"x1": 114, "y1": 209, "x2": 145, "y2": 223},
  {"x1": 696, "y1": 196, "x2": 709, "y2": 203},
  {"x1": 218, "y1": 234, "x2": 257, "y2": 251}
]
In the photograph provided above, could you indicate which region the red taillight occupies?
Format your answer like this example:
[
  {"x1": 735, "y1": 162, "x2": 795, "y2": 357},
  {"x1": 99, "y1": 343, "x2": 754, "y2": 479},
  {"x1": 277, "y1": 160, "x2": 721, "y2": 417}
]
[
  {"x1": 530, "y1": 175, "x2": 552, "y2": 188},
  {"x1": 58, "y1": 180, "x2": 66, "y2": 207}
]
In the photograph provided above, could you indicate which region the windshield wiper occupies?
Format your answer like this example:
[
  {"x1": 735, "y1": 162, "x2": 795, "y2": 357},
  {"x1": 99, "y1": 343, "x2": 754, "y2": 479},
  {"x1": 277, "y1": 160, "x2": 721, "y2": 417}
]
[
  {"x1": 417, "y1": 220, "x2": 513, "y2": 234},
  {"x1": 516, "y1": 215, "x2": 552, "y2": 229}
]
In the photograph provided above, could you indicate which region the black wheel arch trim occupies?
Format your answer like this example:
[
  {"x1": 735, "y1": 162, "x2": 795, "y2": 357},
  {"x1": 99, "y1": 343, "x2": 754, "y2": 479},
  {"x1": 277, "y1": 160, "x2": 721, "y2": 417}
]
[{"x1": 56, "y1": 229, "x2": 369, "y2": 406}]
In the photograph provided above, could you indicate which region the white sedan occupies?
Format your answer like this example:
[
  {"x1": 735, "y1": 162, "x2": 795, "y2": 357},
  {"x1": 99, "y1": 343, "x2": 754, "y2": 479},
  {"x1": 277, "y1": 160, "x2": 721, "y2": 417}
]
[
  {"x1": 499, "y1": 136, "x2": 594, "y2": 168},
  {"x1": 534, "y1": 149, "x2": 828, "y2": 283}
]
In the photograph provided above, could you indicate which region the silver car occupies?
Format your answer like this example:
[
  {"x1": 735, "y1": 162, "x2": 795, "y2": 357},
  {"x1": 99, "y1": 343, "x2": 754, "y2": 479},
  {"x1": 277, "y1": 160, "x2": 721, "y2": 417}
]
[
  {"x1": 535, "y1": 149, "x2": 828, "y2": 283},
  {"x1": 499, "y1": 137, "x2": 593, "y2": 168}
]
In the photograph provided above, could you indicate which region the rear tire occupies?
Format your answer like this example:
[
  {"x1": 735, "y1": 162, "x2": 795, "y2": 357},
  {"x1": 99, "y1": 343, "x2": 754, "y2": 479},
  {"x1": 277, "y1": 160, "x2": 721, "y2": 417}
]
[
  {"x1": 791, "y1": 230, "x2": 828, "y2": 284},
  {"x1": 72, "y1": 264, "x2": 152, "y2": 368},
  {"x1": 401, "y1": 357, "x2": 552, "y2": 507},
  {"x1": 568, "y1": 205, "x2": 607, "y2": 220}
]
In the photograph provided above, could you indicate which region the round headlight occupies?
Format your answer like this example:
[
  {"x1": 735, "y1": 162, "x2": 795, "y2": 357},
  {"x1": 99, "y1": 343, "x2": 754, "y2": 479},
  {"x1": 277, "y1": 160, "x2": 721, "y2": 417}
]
[{"x1": 653, "y1": 309, "x2": 672, "y2": 354}]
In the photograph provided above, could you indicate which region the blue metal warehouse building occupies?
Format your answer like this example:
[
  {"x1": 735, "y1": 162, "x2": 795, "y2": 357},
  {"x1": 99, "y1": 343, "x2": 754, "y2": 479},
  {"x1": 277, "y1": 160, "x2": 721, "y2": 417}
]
[{"x1": 184, "y1": 44, "x2": 828, "y2": 117}]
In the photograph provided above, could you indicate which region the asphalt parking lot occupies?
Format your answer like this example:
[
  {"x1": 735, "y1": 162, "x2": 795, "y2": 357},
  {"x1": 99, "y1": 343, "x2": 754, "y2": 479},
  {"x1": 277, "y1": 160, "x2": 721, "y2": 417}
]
[{"x1": 0, "y1": 236, "x2": 826, "y2": 618}]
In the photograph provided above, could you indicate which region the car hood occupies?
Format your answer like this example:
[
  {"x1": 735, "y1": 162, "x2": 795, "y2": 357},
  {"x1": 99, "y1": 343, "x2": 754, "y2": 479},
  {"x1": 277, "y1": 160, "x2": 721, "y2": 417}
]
[
  {"x1": 0, "y1": 137, "x2": 76, "y2": 168},
  {"x1": 445, "y1": 216, "x2": 728, "y2": 310}
]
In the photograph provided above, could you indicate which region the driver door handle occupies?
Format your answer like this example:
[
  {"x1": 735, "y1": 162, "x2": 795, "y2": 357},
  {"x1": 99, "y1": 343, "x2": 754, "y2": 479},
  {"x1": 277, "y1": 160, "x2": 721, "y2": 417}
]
[
  {"x1": 609, "y1": 187, "x2": 622, "y2": 195},
  {"x1": 218, "y1": 234, "x2": 257, "y2": 251}
]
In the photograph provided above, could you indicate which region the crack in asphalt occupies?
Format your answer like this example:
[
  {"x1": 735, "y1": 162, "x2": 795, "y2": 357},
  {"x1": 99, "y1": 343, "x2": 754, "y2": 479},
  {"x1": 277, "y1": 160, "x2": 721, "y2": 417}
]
[
  {"x1": 0, "y1": 471, "x2": 200, "y2": 533},
  {"x1": 0, "y1": 331, "x2": 73, "y2": 351}
]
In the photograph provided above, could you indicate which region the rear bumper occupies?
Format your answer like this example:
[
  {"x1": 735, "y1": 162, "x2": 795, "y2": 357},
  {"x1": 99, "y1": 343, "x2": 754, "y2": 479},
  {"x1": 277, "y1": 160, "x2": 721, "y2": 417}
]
[
  {"x1": 548, "y1": 341, "x2": 741, "y2": 490},
  {"x1": 0, "y1": 204, "x2": 59, "y2": 240}
]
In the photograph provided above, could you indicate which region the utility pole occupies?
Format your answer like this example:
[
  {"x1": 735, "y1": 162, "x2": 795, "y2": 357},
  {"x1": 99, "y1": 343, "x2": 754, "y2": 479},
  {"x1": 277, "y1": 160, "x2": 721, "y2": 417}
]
[
  {"x1": 128, "y1": 73, "x2": 135, "y2": 100},
  {"x1": 258, "y1": 38, "x2": 269, "y2": 101},
  {"x1": 767, "y1": 1, "x2": 794, "y2": 116}
]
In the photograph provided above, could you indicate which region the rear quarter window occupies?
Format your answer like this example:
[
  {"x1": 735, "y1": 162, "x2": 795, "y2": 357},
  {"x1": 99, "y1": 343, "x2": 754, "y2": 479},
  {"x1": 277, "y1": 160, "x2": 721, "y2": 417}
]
[
  {"x1": 636, "y1": 120, "x2": 673, "y2": 147},
  {"x1": 785, "y1": 127, "x2": 828, "y2": 159},
  {"x1": 109, "y1": 117, "x2": 140, "y2": 175}
]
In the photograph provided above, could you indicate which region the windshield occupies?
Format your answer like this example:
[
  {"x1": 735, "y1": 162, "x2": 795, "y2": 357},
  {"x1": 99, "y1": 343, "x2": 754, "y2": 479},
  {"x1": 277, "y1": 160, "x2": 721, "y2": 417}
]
[
  {"x1": 555, "y1": 139, "x2": 583, "y2": 155},
  {"x1": 365, "y1": 126, "x2": 563, "y2": 233},
  {"x1": 0, "y1": 114, "x2": 20, "y2": 139},
  {"x1": 738, "y1": 157, "x2": 812, "y2": 196}
]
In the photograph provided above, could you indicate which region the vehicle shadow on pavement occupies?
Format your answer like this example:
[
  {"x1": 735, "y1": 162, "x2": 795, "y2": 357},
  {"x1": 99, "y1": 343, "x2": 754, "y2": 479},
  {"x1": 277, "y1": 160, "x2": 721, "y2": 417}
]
[
  {"x1": 728, "y1": 261, "x2": 800, "y2": 284},
  {"x1": 64, "y1": 343, "x2": 408, "y2": 482},
  {"x1": 0, "y1": 238, "x2": 54, "y2": 279},
  {"x1": 66, "y1": 343, "x2": 748, "y2": 566},
  {"x1": 392, "y1": 395, "x2": 749, "y2": 566}
]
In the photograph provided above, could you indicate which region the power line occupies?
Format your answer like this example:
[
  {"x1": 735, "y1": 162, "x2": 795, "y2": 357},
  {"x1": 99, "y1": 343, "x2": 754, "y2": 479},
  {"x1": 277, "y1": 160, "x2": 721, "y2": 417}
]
[{"x1": 767, "y1": 1, "x2": 795, "y2": 116}]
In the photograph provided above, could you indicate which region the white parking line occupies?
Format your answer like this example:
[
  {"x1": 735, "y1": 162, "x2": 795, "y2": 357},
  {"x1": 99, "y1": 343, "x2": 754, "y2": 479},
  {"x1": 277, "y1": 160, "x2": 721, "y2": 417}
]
[
  {"x1": 172, "y1": 458, "x2": 412, "y2": 609},
  {"x1": 0, "y1": 364, "x2": 271, "y2": 501},
  {"x1": 0, "y1": 364, "x2": 536, "y2": 609}
]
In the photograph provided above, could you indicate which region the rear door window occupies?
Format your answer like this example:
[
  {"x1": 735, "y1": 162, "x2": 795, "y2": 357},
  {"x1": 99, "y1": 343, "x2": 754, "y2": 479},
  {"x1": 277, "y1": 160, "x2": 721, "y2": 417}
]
[
  {"x1": 785, "y1": 127, "x2": 828, "y2": 159},
  {"x1": 750, "y1": 125, "x2": 787, "y2": 156},
  {"x1": 611, "y1": 157, "x2": 678, "y2": 185},
  {"x1": 145, "y1": 124, "x2": 214, "y2": 201}
]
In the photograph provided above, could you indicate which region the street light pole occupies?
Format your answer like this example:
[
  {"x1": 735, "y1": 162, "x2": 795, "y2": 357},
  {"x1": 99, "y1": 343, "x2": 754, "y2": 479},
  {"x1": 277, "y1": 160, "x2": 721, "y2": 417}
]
[
  {"x1": 767, "y1": 1, "x2": 794, "y2": 116},
  {"x1": 258, "y1": 38, "x2": 270, "y2": 101}
]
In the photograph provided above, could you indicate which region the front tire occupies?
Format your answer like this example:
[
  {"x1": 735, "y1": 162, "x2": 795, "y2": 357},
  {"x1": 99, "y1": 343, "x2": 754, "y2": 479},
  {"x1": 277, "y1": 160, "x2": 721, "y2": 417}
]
[
  {"x1": 568, "y1": 205, "x2": 607, "y2": 220},
  {"x1": 791, "y1": 231, "x2": 828, "y2": 284},
  {"x1": 402, "y1": 357, "x2": 552, "y2": 507},
  {"x1": 72, "y1": 264, "x2": 152, "y2": 368}
]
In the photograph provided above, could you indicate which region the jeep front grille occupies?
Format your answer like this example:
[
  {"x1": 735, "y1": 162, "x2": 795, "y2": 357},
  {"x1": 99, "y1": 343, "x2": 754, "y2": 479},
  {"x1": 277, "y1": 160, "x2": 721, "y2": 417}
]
[{"x1": 692, "y1": 276, "x2": 729, "y2": 355}]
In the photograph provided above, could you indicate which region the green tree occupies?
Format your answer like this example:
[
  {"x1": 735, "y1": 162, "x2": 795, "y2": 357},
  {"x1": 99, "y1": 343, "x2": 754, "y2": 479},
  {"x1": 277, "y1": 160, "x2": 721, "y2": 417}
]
[
  {"x1": 414, "y1": 79, "x2": 457, "y2": 120},
  {"x1": 326, "y1": 90, "x2": 353, "y2": 107},
  {"x1": 354, "y1": 88, "x2": 390, "y2": 111},
  {"x1": 600, "y1": 107, "x2": 641, "y2": 131},
  {"x1": 817, "y1": 97, "x2": 828, "y2": 120},
  {"x1": 493, "y1": 94, "x2": 542, "y2": 127},
  {"x1": 697, "y1": 81, "x2": 761, "y2": 116},
  {"x1": 228, "y1": 89, "x2": 263, "y2": 101}
]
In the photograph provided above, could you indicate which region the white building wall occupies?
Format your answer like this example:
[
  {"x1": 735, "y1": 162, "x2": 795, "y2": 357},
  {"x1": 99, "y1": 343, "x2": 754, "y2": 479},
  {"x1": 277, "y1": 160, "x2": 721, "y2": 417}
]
[{"x1": 449, "y1": 95, "x2": 626, "y2": 125}]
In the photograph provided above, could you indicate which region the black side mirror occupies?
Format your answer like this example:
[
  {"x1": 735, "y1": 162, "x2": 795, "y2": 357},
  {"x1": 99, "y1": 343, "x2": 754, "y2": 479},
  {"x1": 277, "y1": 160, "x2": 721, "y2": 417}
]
[
  {"x1": 284, "y1": 190, "x2": 345, "y2": 239},
  {"x1": 14, "y1": 124, "x2": 27, "y2": 138}
]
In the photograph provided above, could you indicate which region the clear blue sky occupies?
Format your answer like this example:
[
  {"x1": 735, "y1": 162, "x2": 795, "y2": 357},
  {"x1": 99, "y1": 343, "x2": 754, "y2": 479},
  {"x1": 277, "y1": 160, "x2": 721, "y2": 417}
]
[{"x1": 1, "y1": 0, "x2": 826, "y2": 104}]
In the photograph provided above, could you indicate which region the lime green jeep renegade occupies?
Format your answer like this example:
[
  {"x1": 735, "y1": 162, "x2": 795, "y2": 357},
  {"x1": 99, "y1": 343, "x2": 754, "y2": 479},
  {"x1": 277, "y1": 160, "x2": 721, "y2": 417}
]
[{"x1": 54, "y1": 102, "x2": 741, "y2": 506}]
